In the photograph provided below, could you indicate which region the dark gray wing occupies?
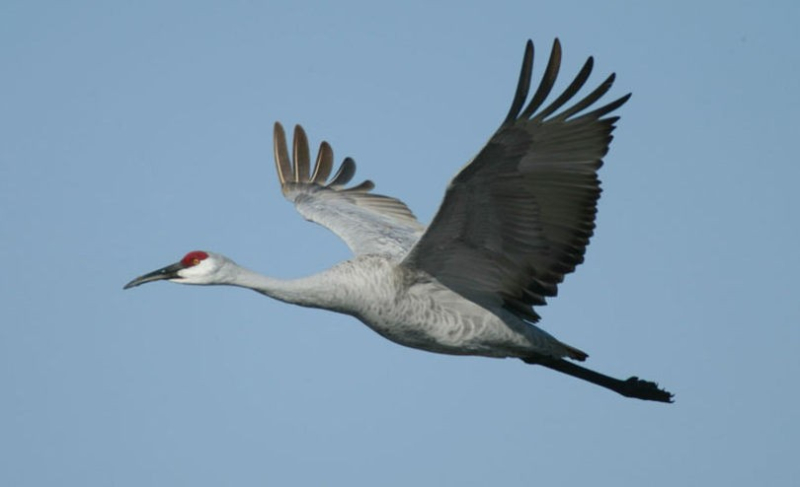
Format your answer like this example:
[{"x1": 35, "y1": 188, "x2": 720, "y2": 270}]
[{"x1": 402, "y1": 39, "x2": 630, "y2": 322}]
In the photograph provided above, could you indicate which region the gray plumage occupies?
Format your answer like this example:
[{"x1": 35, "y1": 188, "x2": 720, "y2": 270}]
[{"x1": 125, "y1": 39, "x2": 673, "y2": 403}]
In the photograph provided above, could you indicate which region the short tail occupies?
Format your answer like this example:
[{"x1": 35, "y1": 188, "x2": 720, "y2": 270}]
[{"x1": 560, "y1": 341, "x2": 588, "y2": 361}]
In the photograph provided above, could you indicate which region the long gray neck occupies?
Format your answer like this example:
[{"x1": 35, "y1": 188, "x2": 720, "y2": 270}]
[{"x1": 224, "y1": 264, "x2": 342, "y2": 310}]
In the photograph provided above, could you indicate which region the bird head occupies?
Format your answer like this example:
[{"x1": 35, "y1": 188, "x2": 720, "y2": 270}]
[{"x1": 124, "y1": 250, "x2": 231, "y2": 289}]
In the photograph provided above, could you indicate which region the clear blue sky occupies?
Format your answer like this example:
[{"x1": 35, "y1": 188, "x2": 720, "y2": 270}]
[{"x1": 2, "y1": 1, "x2": 798, "y2": 485}]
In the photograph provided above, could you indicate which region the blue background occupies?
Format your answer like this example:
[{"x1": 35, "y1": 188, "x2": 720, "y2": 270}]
[{"x1": 2, "y1": 1, "x2": 798, "y2": 485}]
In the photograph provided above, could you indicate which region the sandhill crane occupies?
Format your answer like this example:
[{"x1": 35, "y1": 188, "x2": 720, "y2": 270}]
[{"x1": 125, "y1": 39, "x2": 673, "y2": 403}]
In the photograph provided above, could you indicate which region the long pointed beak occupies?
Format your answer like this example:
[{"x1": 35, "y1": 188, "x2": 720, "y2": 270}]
[{"x1": 124, "y1": 262, "x2": 186, "y2": 289}]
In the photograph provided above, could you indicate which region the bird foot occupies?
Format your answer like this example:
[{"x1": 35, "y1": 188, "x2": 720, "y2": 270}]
[{"x1": 620, "y1": 376, "x2": 674, "y2": 403}]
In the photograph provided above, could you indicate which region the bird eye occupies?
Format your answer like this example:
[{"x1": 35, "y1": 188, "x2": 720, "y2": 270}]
[{"x1": 181, "y1": 251, "x2": 209, "y2": 267}]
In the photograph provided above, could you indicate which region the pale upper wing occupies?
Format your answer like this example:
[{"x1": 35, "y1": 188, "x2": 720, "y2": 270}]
[
  {"x1": 402, "y1": 39, "x2": 630, "y2": 322},
  {"x1": 273, "y1": 123, "x2": 424, "y2": 257}
]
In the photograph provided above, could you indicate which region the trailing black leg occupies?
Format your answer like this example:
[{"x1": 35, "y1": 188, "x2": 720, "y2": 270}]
[{"x1": 523, "y1": 355, "x2": 674, "y2": 403}]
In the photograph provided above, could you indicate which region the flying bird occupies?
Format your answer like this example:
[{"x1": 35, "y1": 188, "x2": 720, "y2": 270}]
[{"x1": 125, "y1": 39, "x2": 673, "y2": 403}]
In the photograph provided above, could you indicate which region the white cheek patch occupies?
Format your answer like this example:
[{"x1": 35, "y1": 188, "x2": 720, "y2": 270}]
[{"x1": 175, "y1": 259, "x2": 216, "y2": 283}]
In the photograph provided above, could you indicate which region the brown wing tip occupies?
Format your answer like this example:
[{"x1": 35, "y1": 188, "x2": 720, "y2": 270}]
[
  {"x1": 272, "y1": 122, "x2": 374, "y2": 195},
  {"x1": 273, "y1": 122, "x2": 291, "y2": 188},
  {"x1": 291, "y1": 125, "x2": 310, "y2": 182},
  {"x1": 310, "y1": 141, "x2": 334, "y2": 184}
]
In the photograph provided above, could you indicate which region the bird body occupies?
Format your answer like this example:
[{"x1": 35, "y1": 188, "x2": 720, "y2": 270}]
[
  {"x1": 192, "y1": 252, "x2": 574, "y2": 359},
  {"x1": 125, "y1": 39, "x2": 673, "y2": 402}
]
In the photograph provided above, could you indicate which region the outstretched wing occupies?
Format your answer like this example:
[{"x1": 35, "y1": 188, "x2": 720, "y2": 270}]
[
  {"x1": 273, "y1": 122, "x2": 424, "y2": 257},
  {"x1": 402, "y1": 39, "x2": 630, "y2": 322}
]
